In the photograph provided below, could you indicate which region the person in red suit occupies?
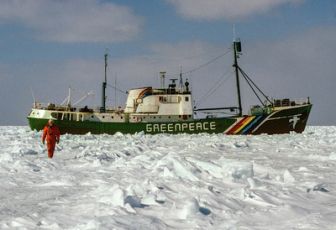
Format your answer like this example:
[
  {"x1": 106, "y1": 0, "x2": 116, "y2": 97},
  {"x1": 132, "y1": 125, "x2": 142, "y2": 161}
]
[{"x1": 42, "y1": 119, "x2": 61, "y2": 158}]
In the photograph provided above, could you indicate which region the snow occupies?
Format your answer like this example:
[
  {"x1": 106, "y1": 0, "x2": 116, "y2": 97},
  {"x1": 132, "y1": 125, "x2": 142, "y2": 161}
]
[{"x1": 0, "y1": 126, "x2": 336, "y2": 229}]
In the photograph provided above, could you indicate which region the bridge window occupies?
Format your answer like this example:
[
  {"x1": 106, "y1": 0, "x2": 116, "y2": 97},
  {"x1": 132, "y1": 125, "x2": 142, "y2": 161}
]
[
  {"x1": 160, "y1": 96, "x2": 167, "y2": 102},
  {"x1": 185, "y1": 97, "x2": 189, "y2": 102}
]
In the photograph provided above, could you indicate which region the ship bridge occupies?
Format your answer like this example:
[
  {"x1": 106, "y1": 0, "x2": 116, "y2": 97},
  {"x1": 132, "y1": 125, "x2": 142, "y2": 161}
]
[{"x1": 125, "y1": 78, "x2": 193, "y2": 122}]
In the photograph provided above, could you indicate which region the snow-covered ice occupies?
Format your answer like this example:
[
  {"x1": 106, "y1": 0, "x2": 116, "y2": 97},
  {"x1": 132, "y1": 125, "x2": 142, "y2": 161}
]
[{"x1": 0, "y1": 126, "x2": 336, "y2": 229}]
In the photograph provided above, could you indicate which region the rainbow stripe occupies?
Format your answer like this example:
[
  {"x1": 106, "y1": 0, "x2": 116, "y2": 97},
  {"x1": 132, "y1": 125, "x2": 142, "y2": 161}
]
[
  {"x1": 233, "y1": 116, "x2": 255, "y2": 134},
  {"x1": 137, "y1": 87, "x2": 152, "y2": 100},
  {"x1": 241, "y1": 115, "x2": 263, "y2": 134},
  {"x1": 226, "y1": 115, "x2": 265, "y2": 135},
  {"x1": 226, "y1": 116, "x2": 249, "y2": 135}
]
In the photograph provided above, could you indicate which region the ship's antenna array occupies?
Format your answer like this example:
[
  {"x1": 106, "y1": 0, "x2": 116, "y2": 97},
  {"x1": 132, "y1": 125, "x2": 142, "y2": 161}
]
[{"x1": 179, "y1": 66, "x2": 183, "y2": 90}]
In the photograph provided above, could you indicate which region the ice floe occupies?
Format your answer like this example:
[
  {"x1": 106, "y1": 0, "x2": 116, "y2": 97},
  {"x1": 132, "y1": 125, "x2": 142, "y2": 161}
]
[{"x1": 0, "y1": 126, "x2": 336, "y2": 229}]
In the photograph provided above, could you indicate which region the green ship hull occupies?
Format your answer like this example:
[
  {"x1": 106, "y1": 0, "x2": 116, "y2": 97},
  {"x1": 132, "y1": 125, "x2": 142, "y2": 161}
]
[{"x1": 28, "y1": 104, "x2": 312, "y2": 135}]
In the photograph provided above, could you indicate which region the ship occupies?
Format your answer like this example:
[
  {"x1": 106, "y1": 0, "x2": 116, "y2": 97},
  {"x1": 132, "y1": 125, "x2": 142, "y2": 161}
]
[{"x1": 27, "y1": 39, "x2": 312, "y2": 135}]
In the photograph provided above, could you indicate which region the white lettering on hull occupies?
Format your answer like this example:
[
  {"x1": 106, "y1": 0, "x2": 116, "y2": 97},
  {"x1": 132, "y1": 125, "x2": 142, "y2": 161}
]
[{"x1": 146, "y1": 122, "x2": 217, "y2": 133}]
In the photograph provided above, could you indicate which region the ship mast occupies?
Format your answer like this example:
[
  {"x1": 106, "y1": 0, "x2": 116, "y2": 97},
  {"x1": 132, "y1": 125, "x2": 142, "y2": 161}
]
[
  {"x1": 233, "y1": 39, "x2": 242, "y2": 116},
  {"x1": 101, "y1": 52, "x2": 108, "y2": 112}
]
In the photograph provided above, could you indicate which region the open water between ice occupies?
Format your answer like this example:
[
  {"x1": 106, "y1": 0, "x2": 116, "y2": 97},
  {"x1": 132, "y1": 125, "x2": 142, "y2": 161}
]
[{"x1": 0, "y1": 126, "x2": 335, "y2": 229}]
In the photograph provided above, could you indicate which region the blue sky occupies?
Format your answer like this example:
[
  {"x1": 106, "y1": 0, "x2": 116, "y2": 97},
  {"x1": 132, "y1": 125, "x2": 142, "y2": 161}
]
[{"x1": 0, "y1": 0, "x2": 335, "y2": 125}]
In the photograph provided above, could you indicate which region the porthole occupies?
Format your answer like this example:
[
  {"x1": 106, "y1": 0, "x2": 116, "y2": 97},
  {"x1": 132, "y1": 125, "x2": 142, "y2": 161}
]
[
  {"x1": 102, "y1": 116, "x2": 105, "y2": 118},
  {"x1": 91, "y1": 115, "x2": 94, "y2": 118}
]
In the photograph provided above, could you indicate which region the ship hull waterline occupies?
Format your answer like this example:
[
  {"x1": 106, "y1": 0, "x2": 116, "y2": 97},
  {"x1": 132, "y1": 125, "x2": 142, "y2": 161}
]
[{"x1": 27, "y1": 104, "x2": 312, "y2": 135}]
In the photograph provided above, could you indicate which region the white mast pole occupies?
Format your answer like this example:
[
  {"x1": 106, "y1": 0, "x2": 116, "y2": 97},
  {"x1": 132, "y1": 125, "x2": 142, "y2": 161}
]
[
  {"x1": 115, "y1": 73, "x2": 117, "y2": 110},
  {"x1": 67, "y1": 86, "x2": 71, "y2": 108},
  {"x1": 30, "y1": 87, "x2": 36, "y2": 108}
]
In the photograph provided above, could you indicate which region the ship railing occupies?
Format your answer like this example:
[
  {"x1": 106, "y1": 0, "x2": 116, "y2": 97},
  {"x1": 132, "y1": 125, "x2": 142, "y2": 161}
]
[
  {"x1": 33, "y1": 102, "x2": 62, "y2": 110},
  {"x1": 33, "y1": 102, "x2": 94, "y2": 112},
  {"x1": 272, "y1": 97, "x2": 310, "y2": 107},
  {"x1": 32, "y1": 102, "x2": 69, "y2": 111},
  {"x1": 293, "y1": 98, "x2": 311, "y2": 105},
  {"x1": 89, "y1": 106, "x2": 124, "y2": 113}
]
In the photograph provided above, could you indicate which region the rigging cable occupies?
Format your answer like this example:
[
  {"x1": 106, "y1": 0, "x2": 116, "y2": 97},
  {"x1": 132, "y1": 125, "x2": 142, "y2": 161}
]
[
  {"x1": 195, "y1": 69, "x2": 234, "y2": 107},
  {"x1": 102, "y1": 48, "x2": 232, "y2": 97},
  {"x1": 166, "y1": 48, "x2": 232, "y2": 77},
  {"x1": 240, "y1": 70, "x2": 265, "y2": 106},
  {"x1": 238, "y1": 66, "x2": 273, "y2": 105},
  {"x1": 106, "y1": 83, "x2": 127, "y2": 95}
]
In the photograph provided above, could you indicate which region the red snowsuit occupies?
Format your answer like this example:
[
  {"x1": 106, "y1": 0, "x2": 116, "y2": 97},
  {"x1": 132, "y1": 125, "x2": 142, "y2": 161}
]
[{"x1": 42, "y1": 124, "x2": 60, "y2": 158}]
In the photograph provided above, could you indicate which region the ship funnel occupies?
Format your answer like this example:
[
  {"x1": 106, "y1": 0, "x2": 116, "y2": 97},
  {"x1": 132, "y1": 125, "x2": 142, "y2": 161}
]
[{"x1": 160, "y1": 71, "x2": 166, "y2": 89}]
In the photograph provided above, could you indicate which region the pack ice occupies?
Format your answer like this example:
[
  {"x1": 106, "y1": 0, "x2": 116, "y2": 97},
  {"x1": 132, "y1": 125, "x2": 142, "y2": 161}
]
[{"x1": 0, "y1": 126, "x2": 335, "y2": 229}]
